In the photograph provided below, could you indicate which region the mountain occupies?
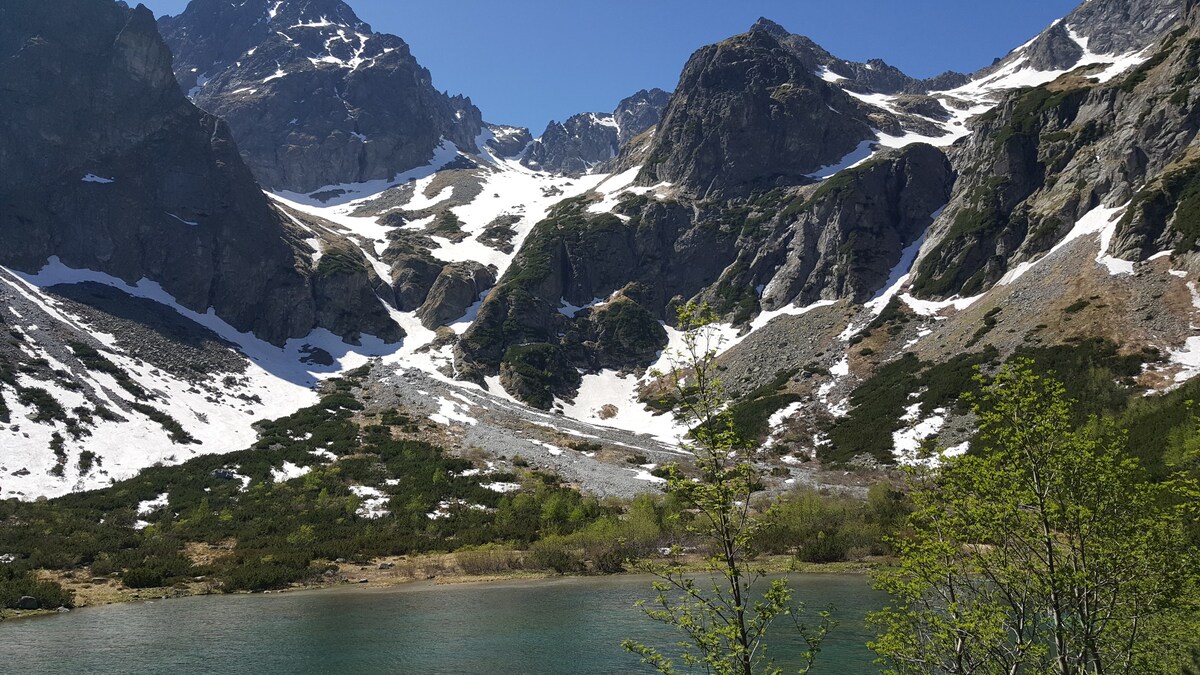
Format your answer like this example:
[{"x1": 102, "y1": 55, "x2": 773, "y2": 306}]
[
  {"x1": 0, "y1": 0, "x2": 398, "y2": 347},
  {"x1": 749, "y1": 18, "x2": 969, "y2": 95},
  {"x1": 985, "y1": 0, "x2": 1184, "y2": 73},
  {"x1": 0, "y1": 0, "x2": 407, "y2": 499},
  {"x1": 158, "y1": 0, "x2": 486, "y2": 193},
  {"x1": 635, "y1": 25, "x2": 878, "y2": 197},
  {"x1": 521, "y1": 89, "x2": 671, "y2": 175},
  {"x1": 5, "y1": 0, "x2": 1200, "y2": 505},
  {"x1": 453, "y1": 3, "x2": 1196, "y2": 432}
]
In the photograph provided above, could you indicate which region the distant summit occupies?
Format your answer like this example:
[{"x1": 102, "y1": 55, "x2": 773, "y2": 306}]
[
  {"x1": 159, "y1": 0, "x2": 485, "y2": 192},
  {"x1": 521, "y1": 88, "x2": 671, "y2": 175}
]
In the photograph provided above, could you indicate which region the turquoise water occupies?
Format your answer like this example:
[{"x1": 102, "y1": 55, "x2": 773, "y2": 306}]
[{"x1": 0, "y1": 574, "x2": 883, "y2": 674}]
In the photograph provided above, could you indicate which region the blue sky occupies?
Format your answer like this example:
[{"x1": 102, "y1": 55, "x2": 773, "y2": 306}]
[{"x1": 140, "y1": 0, "x2": 1081, "y2": 132}]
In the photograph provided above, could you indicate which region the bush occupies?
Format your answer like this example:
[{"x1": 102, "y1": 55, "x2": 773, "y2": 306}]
[
  {"x1": 0, "y1": 568, "x2": 74, "y2": 609},
  {"x1": 530, "y1": 536, "x2": 583, "y2": 574},
  {"x1": 122, "y1": 567, "x2": 165, "y2": 589},
  {"x1": 455, "y1": 545, "x2": 522, "y2": 575}
]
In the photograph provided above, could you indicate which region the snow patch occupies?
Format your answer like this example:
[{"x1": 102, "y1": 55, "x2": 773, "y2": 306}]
[
  {"x1": 349, "y1": 485, "x2": 389, "y2": 519},
  {"x1": 270, "y1": 461, "x2": 311, "y2": 483}
]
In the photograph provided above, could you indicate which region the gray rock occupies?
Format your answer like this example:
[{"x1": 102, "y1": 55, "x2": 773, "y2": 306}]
[
  {"x1": 159, "y1": 0, "x2": 485, "y2": 193},
  {"x1": 974, "y1": 0, "x2": 1183, "y2": 82},
  {"x1": 522, "y1": 89, "x2": 670, "y2": 174},
  {"x1": 914, "y1": 4, "x2": 1200, "y2": 300},
  {"x1": 636, "y1": 26, "x2": 876, "y2": 197},
  {"x1": 485, "y1": 125, "x2": 533, "y2": 158},
  {"x1": 15, "y1": 596, "x2": 38, "y2": 610},
  {"x1": 613, "y1": 88, "x2": 672, "y2": 145},
  {"x1": 749, "y1": 18, "x2": 968, "y2": 95},
  {"x1": 416, "y1": 262, "x2": 497, "y2": 330}
]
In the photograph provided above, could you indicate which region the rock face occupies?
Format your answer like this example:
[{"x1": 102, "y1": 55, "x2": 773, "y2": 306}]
[
  {"x1": 636, "y1": 26, "x2": 877, "y2": 197},
  {"x1": 977, "y1": 0, "x2": 1185, "y2": 77},
  {"x1": 485, "y1": 124, "x2": 533, "y2": 158},
  {"x1": 613, "y1": 88, "x2": 673, "y2": 145},
  {"x1": 521, "y1": 89, "x2": 671, "y2": 174},
  {"x1": 457, "y1": 144, "x2": 953, "y2": 406},
  {"x1": 0, "y1": 0, "x2": 401, "y2": 345},
  {"x1": 416, "y1": 262, "x2": 496, "y2": 330},
  {"x1": 912, "y1": 10, "x2": 1200, "y2": 299},
  {"x1": 522, "y1": 113, "x2": 620, "y2": 174},
  {"x1": 748, "y1": 144, "x2": 956, "y2": 310},
  {"x1": 158, "y1": 0, "x2": 485, "y2": 192}
]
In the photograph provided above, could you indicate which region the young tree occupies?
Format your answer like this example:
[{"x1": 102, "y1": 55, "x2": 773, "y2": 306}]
[
  {"x1": 622, "y1": 303, "x2": 832, "y2": 675},
  {"x1": 869, "y1": 360, "x2": 1198, "y2": 674}
]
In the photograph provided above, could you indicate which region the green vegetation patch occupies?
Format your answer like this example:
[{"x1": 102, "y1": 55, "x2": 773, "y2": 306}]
[
  {"x1": 0, "y1": 565, "x2": 73, "y2": 610},
  {"x1": 991, "y1": 85, "x2": 1090, "y2": 149},
  {"x1": 315, "y1": 245, "x2": 368, "y2": 278},
  {"x1": 827, "y1": 348, "x2": 999, "y2": 465},
  {"x1": 591, "y1": 298, "x2": 668, "y2": 361},
  {"x1": 501, "y1": 343, "x2": 581, "y2": 410},
  {"x1": 827, "y1": 337, "x2": 1163, "y2": 467},
  {"x1": 0, "y1": 377, "x2": 614, "y2": 593},
  {"x1": 715, "y1": 368, "x2": 803, "y2": 442}
]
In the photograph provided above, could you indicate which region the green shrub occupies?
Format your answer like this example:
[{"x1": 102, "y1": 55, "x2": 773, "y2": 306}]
[{"x1": 530, "y1": 536, "x2": 583, "y2": 574}]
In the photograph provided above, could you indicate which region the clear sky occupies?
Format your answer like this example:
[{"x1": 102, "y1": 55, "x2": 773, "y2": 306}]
[{"x1": 139, "y1": 0, "x2": 1081, "y2": 132}]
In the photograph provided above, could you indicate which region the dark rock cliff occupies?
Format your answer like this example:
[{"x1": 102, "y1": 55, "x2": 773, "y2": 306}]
[
  {"x1": 159, "y1": 0, "x2": 484, "y2": 193},
  {"x1": 0, "y1": 0, "x2": 401, "y2": 345},
  {"x1": 636, "y1": 27, "x2": 876, "y2": 198}
]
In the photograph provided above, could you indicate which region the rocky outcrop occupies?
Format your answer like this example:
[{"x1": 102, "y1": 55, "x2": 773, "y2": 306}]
[
  {"x1": 636, "y1": 27, "x2": 876, "y2": 197},
  {"x1": 485, "y1": 125, "x2": 533, "y2": 158},
  {"x1": 1048, "y1": 0, "x2": 1184, "y2": 59},
  {"x1": 0, "y1": 0, "x2": 401, "y2": 345},
  {"x1": 748, "y1": 144, "x2": 956, "y2": 310},
  {"x1": 523, "y1": 113, "x2": 620, "y2": 174},
  {"x1": 158, "y1": 0, "x2": 484, "y2": 192},
  {"x1": 977, "y1": 0, "x2": 1184, "y2": 78},
  {"x1": 521, "y1": 89, "x2": 671, "y2": 174},
  {"x1": 416, "y1": 262, "x2": 496, "y2": 329},
  {"x1": 457, "y1": 143, "x2": 952, "y2": 405}
]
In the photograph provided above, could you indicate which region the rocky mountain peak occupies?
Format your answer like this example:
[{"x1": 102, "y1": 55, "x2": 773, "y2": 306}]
[
  {"x1": 746, "y1": 18, "x2": 971, "y2": 96},
  {"x1": 979, "y1": 0, "x2": 1184, "y2": 77},
  {"x1": 520, "y1": 88, "x2": 671, "y2": 175},
  {"x1": 1066, "y1": 0, "x2": 1184, "y2": 54},
  {"x1": 613, "y1": 88, "x2": 671, "y2": 145},
  {"x1": 635, "y1": 25, "x2": 876, "y2": 196},
  {"x1": 749, "y1": 17, "x2": 791, "y2": 38},
  {"x1": 159, "y1": 0, "x2": 484, "y2": 193}
]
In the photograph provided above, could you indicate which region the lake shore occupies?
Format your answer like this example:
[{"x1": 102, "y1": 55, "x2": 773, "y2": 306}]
[{"x1": 2, "y1": 552, "x2": 880, "y2": 621}]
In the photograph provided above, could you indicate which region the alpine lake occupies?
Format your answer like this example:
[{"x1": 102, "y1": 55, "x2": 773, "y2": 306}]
[{"x1": 1, "y1": 573, "x2": 885, "y2": 673}]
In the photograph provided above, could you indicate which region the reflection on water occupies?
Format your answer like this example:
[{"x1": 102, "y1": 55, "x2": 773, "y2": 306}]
[{"x1": 0, "y1": 573, "x2": 883, "y2": 674}]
